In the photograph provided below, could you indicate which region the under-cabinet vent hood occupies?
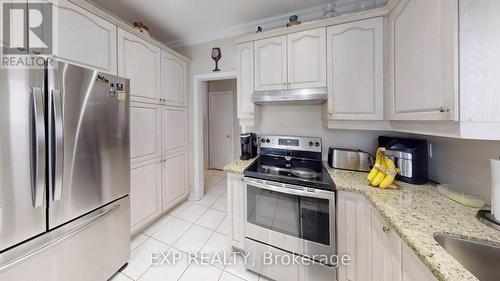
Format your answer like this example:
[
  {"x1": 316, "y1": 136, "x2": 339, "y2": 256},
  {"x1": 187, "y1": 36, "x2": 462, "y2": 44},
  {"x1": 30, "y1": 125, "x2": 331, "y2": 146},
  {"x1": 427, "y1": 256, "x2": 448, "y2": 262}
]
[{"x1": 252, "y1": 88, "x2": 328, "y2": 105}]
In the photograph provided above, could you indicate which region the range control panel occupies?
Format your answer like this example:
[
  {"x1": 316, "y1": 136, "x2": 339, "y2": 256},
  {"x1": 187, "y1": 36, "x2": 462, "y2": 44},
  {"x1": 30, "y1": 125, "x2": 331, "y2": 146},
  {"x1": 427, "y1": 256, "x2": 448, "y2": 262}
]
[{"x1": 259, "y1": 135, "x2": 322, "y2": 153}]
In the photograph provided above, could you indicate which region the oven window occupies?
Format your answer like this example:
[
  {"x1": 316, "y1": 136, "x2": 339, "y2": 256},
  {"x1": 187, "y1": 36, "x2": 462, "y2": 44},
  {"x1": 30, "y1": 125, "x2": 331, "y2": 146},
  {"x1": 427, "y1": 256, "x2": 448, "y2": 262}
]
[{"x1": 246, "y1": 185, "x2": 330, "y2": 245}]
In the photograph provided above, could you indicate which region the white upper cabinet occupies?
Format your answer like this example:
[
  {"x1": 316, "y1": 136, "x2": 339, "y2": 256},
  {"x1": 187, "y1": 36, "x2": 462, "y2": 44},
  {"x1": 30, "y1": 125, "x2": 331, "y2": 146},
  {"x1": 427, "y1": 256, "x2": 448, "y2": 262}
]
[
  {"x1": 55, "y1": 0, "x2": 117, "y2": 74},
  {"x1": 161, "y1": 51, "x2": 187, "y2": 107},
  {"x1": 327, "y1": 18, "x2": 384, "y2": 121},
  {"x1": 161, "y1": 106, "x2": 187, "y2": 155},
  {"x1": 287, "y1": 28, "x2": 326, "y2": 89},
  {"x1": 118, "y1": 28, "x2": 161, "y2": 104},
  {"x1": 254, "y1": 36, "x2": 287, "y2": 91},
  {"x1": 237, "y1": 42, "x2": 255, "y2": 120},
  {"x1": 388, "y1": 0, "x2": 458, "y2": 121}
]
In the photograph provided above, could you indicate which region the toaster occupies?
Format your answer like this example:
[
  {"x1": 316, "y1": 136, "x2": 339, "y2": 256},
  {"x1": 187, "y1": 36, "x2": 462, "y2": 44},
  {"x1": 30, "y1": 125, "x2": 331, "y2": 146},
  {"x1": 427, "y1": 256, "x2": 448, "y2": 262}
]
[{"x1": 328, "y1": 148, "x2": 374, "y2": 172}]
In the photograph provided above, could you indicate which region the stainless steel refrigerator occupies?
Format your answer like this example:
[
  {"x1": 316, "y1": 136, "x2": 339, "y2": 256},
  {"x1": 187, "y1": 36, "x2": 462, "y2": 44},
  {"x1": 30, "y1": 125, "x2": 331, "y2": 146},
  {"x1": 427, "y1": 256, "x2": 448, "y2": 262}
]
[{"x1": 0, "y1": 60, "x2": 130, "y2": 281}]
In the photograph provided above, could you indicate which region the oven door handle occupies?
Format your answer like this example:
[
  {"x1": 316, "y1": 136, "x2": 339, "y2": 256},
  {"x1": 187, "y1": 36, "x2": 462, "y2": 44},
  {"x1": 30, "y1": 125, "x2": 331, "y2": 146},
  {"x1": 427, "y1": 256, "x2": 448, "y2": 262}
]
[{"x1": 243, "y1": 177, "x2": 334, "y2": 199}]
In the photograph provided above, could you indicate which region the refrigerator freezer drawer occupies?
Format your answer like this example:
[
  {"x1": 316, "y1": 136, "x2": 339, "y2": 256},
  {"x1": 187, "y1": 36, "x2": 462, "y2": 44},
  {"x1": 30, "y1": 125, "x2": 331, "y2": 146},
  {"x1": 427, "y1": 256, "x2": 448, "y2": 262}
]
[{"x1": 0, "y1": 196, "x2": 130, "y2": 281}]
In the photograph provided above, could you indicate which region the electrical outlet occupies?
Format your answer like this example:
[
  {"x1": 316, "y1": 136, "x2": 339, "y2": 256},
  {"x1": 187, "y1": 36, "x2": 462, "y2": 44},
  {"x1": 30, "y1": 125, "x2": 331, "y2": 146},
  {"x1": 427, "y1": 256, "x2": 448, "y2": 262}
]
[{"x1": 429, "y1": 143, "x2": 433, "y2": 158}]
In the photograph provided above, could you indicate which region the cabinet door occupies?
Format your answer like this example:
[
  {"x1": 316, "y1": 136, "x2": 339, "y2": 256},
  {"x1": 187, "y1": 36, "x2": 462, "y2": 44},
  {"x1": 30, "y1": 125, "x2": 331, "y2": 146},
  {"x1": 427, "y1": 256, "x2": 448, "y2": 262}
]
[
  {"x1": 388, "y1": 0, "x2": 458, "y2": 121},
  {"x1": 337, "y1": 192, "x2": 372, "y2": 281},
  {"x1": 254, "y1": 36, "x2": 287, "y2": 91},
  {"x1": 118, "y1": 28, "x2": 161, "y2": 104},
  {"x1": 161, "y1": 106, "x2": 187, "y2": 155},
  {"x1": 55, "y1": 0, "x2": 117, "y2": 74},
  {"x1": 227, "y1": 173, "x2": 244, "y2": 250},
  {"x1": 236, "y1": 42, "x2": 255, "y2": 119},
  {"x1": 402, "y1": 243, "x2": 438, "y2": 281},
  {"x1": 130, "y1": 158, "x2": 162, "y2": 229},
  {"x1": 130, "y1": 102, "x2": 161, "y2": 163},
  {"x1": 371, "y1": 209, "x2": 402, "y2": 281},
  {"x1": 161, "y1": 51, "x2": 187, "y2": 107},
  {"x1": 287, "y1": 28, "x2": 326, "y2": 89},
  {"x1": 162, "y1": 152, "x2": 188, "y2": 209},
  {"x1": 327, "y1": 18, "x2": 384, "y2": 120}
]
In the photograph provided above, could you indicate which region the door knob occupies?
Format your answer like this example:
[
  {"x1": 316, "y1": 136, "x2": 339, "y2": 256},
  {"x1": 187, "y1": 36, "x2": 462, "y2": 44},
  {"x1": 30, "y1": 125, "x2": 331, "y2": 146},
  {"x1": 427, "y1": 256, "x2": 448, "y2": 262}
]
[
  {"x1": 226, "y1": 134, "x2": 230, "y2": 138},
  {"x1": 439, "y1": 106, "x2": 450, "y2": 113}
]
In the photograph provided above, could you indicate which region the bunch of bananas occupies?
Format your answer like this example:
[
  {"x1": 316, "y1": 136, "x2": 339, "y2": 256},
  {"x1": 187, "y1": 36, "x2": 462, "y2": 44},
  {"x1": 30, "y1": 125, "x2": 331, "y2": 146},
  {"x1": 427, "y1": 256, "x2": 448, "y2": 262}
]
[{"x1": 367, "y1": 147, "x2": 399, "y2": 189}]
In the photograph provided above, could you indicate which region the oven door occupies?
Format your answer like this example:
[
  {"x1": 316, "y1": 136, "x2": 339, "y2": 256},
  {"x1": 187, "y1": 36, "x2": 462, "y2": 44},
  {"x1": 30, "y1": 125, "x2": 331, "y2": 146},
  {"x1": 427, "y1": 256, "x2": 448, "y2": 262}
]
[{"x1": 243, "y1": 177, "x2": 336, "y2": 259}]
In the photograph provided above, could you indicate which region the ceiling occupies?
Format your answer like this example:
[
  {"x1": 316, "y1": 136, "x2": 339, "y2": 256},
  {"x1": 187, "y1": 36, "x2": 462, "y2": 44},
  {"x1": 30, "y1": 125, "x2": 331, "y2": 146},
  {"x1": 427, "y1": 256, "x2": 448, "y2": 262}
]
[{"x1": 88, "y1": 0, "x2": 331, "y2": 48}]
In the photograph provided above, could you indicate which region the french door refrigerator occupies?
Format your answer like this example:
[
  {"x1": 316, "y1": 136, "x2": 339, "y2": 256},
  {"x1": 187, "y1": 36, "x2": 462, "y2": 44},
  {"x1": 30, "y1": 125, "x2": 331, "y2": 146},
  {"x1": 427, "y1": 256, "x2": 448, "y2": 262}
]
[{"x1": 0, "y1": 60, "x2": 130, "y2": 281}]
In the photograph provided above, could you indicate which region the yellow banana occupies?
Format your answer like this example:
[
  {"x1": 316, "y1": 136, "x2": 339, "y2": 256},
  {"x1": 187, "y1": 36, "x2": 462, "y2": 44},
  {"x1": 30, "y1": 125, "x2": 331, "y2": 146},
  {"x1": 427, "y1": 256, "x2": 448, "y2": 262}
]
[
  {"x1": 367, "y1": 148, "x2": 385, "y2": 182},
  {"x1": 379, "y1": 157, "x2": 398, "y2": 189},
  {"x1": 371, "y1": 157, "x2": 388, "y2": 187}
]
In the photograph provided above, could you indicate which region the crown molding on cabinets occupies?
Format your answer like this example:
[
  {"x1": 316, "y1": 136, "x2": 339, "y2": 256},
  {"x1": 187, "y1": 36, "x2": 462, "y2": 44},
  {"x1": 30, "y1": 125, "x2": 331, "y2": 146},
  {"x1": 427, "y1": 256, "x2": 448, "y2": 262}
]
[
  {"x1": 167, "y1": 0, "x2": 392, "y2": 49},
  {"x1": 235, "y1": 0, "x2": 398, "y2": 44},
  {"x1": 70, "y1": 0, "x2": 191, "y2": 62},
  {"x1": 166, "y1": 4, "x2": 328, "y2": 49}
]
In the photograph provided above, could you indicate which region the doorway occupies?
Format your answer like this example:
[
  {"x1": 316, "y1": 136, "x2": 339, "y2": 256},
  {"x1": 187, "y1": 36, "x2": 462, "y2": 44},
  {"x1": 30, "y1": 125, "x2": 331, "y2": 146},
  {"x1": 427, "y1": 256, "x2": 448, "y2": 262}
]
[
  {"x1": 193, "y1": 71, "x2": 238, "y2": 200},
  {"x1": 208, "y1": 91, "x2": 234, "y2": 170}
]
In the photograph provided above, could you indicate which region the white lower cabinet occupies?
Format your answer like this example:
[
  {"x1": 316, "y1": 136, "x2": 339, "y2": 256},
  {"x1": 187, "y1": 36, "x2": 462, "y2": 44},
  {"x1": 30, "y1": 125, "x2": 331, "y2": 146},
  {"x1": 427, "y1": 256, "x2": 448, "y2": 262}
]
[
  {"x1": 130, "y1": 158, "x2": 162, "y2": 232},
  {"x1": 161, "y1": 151, "x2": 188, "y2": 210},
  {"x1": 227, "y1": 172, "x2": 245, "y2": 249},
  {"x1": 338, "y1": 191, "x2": 438, "y2": 281},
  {"x1": 402, "y1": 243, "x2": 438, "y2": 281},
  {"x1": 337, "y1": 192, "x2": 372, "y2": 281},
  {"x1": 371, "y1": 208, "x2": 402, "y2": 281}
]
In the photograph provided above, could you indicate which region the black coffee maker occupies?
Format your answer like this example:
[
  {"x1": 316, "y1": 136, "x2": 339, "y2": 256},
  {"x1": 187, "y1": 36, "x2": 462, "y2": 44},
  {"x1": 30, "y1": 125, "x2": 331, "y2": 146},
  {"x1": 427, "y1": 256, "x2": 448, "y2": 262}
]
[{"x1": 240, "y1": 133, "x2": 257, "y2": 160}]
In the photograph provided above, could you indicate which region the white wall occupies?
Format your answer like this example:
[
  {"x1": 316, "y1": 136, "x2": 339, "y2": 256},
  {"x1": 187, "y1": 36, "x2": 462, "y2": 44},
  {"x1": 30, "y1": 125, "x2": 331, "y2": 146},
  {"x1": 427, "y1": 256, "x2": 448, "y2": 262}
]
[{"x1": 177, "y1": 37, "x2": 499, "y2": 205}]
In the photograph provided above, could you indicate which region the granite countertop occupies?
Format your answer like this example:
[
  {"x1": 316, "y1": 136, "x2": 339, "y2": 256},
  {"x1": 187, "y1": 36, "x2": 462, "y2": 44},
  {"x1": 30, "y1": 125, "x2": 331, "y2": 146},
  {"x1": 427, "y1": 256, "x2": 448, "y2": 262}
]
[
  {"x1": 223, "y1": 157, "x2": 500, "y2": 280},
  {"x1": 325, "y1": 163, "x2": 500, "y2": 281},
  {"x1": 223, "y1": 157, "x2": 258, "y2": 174}
]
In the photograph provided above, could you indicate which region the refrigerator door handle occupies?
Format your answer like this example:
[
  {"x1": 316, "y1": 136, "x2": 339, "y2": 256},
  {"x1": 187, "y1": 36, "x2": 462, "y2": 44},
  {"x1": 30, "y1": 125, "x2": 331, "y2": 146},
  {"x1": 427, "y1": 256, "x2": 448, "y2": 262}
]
[
  {"x1": 31, "y1": 87, "x2": 46, "y2": 208},
  {"x1": 51, "y1": 90, "x2": 64, "y2": 201}
]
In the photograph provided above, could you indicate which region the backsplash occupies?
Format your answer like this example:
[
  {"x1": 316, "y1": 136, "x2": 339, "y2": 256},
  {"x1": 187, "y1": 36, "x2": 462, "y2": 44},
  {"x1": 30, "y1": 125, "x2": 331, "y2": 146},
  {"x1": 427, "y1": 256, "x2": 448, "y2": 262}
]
[{"x1": 257, "y1": 104, "x2": 500, "y2": 204}]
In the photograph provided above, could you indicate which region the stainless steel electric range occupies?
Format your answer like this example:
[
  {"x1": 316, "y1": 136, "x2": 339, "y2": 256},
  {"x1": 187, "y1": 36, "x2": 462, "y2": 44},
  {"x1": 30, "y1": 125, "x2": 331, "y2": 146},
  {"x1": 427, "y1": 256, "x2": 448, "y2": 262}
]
[{"x1": 243, "y1": 135, "x2": 337, "y2": 281}]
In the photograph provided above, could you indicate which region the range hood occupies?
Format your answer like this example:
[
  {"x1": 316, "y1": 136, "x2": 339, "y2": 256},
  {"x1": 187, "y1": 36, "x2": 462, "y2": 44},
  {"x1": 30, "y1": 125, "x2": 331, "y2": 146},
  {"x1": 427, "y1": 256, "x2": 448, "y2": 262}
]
[{"x1": 252, "y1": 88, "x2": 328, "y2": 105}]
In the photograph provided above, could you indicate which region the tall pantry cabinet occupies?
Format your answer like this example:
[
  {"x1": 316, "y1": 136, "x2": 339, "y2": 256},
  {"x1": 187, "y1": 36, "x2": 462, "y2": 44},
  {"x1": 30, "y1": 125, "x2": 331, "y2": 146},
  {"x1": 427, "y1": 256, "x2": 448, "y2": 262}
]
[{"x1": 117, "y1": 28, "x2": 189, "y2": 233}]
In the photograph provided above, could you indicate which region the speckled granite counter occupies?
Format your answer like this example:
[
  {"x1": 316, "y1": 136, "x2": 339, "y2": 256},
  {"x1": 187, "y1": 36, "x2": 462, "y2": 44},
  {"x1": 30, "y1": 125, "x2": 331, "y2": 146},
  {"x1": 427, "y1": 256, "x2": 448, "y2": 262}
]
[
  {"x1": 223, "y1": 157, "x2": 257, "y2": 174},
  {"x1": 325, "y1": 163, "x2": 500, "y2": 281}
]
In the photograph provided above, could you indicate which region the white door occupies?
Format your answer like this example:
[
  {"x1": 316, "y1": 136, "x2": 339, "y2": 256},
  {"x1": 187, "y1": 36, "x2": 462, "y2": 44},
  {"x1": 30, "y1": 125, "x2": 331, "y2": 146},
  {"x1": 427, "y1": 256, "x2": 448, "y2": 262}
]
[
  {"x1": 130, "y1": 158, "x2": 162, "y2": 230},
  {"x1": 130, "y1": 102, "x2": 161, "y2": 163},
  {"x1": 327, "y1": 18, "x2": 384, "y2": 120},
  {"x1": 287, "y1": 28, "x2": 326, "y2": 89},
  {"x1": 254, "y1": 36, "x2": 287, "y2": 91},
  {"x1": 161, "y1": 51, "x2": 187, "y2": 106},
  {"x1": 236, "y1": 42, "x2": 255, "y2": 119},
  {"x1": 208, "y1": 92, "x2": 234, "y2": 170},
  {"x1": 117, "y1": 28, "x2": 161, "y2": 104},
  {"x1": 162, "y1": 152, "x2": 188, "y2": 209},
  {"x1": 388, "y1": 0, "x2": 458, "y2": 121},
  {"x1": 55, "y1": 0, "x2": 117, "y2": 74}
]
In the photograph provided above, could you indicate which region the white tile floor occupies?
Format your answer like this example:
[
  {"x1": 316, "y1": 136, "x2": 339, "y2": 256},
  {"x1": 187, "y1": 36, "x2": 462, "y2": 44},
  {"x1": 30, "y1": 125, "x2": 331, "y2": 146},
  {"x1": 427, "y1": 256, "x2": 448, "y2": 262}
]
[{"x1": 109, "y1": 170, "x2": 264, "y2": 281}]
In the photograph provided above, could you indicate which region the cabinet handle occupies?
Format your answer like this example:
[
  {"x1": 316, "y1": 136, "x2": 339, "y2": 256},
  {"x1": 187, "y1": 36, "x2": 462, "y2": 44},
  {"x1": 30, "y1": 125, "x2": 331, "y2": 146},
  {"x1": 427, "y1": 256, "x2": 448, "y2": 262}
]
[
  {"x1": 382, "y1": 226, "x2": 390, "y2": 234},
  {"x1": 439, "y1": 106, "x2": 450, "y2": 113}
]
